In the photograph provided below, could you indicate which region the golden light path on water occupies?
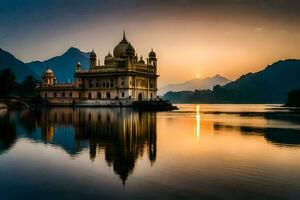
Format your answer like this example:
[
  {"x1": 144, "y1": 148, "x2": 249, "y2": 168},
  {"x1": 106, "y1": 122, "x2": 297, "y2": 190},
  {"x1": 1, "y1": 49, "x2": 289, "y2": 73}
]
[{"x1": 195, "y1": 105, "x2": 201, "y2": 141}]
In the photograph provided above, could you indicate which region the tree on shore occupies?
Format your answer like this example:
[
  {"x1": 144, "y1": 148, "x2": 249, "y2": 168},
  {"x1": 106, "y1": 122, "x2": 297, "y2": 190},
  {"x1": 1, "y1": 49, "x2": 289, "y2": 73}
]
[
  {"x1": 0, "y1": 69, "x2": 17, "y2": 98},
  {"x1": 20, "y1": 75, "x2": 39, "y2": 96},
  {"x1": 285, "y1": 89, "x2": 300, "y2": 107},
  {"x1": 0, "y1": 69, "x2": 39, "y2": 98}
]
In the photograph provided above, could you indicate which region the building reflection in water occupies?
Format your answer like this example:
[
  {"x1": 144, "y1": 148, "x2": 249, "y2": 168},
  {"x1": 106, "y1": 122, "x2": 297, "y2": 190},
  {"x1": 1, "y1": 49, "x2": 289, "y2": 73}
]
[{"x1": 20, "y1": 108, "x2": 157, "y2": 184}]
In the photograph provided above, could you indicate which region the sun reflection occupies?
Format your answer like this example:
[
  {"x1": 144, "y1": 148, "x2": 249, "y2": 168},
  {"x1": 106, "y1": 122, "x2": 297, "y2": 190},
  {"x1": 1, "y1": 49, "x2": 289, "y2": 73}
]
[{"x1": 195, "y1": 105, "x2": 201, "y2": 140}]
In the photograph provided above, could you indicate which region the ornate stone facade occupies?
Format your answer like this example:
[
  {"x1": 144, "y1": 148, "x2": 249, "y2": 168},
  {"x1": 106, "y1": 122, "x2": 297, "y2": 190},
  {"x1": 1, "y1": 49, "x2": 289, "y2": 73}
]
[{"x1": 38, "y1": 32, "x2": 159, "y2": 106}]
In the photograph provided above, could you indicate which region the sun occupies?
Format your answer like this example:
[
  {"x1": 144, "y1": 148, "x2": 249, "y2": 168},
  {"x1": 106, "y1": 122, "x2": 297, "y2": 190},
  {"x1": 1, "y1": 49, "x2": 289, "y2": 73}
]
[{"x1": 196, "y1": 74, "x2": 200, "y2": 79}]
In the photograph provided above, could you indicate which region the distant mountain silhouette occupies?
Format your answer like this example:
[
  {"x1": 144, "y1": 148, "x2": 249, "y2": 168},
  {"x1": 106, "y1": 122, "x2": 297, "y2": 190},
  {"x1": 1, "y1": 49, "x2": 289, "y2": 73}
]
[
  {"x1": 163, "y1": 59, "x2": 300, "y2": 103},
  {"x1": 159, "y1": 74, "x2": 231, "y2": 95},
  {"x1": 0, "y1": 48, "x2": 38, "y2": 82},
  {"x1": 27, "y1": 47, "x2": 90, "y2": 82}
]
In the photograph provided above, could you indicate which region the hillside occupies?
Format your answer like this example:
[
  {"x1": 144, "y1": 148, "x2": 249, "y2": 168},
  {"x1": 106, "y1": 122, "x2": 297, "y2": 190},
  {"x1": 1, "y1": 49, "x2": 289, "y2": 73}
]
[
  {"x1": 0, "y1": 48, "x2": 37, "y2": 82},
  {"x1": 27, "y1": 47, "x2": 90, "y2": 82},
  {"x1": 163, "y1": 59, "x2": 300, "y2": 103},
  {"x1": 159, "y1": 74, "x2": 230, "y2": 95}
]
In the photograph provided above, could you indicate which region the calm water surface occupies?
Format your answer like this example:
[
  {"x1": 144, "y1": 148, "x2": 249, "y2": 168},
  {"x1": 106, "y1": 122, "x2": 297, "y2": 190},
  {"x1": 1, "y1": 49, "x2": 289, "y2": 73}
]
[{"x1": 0, "y1": 104, "x2": 300, "y2": 199}]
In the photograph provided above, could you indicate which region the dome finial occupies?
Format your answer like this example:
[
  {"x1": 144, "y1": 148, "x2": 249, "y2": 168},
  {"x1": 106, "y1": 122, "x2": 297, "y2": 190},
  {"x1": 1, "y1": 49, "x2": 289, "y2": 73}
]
[{"x1": 123, "y1": 30, "x2": 126, "y2": 40}]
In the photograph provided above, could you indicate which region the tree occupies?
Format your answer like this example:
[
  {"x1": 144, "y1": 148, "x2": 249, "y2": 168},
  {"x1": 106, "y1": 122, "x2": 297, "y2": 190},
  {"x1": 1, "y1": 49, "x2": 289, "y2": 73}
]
[
  {"x1": 0, "y1": 69, "x2": 17, "y2": 98},
  {"x1": 285, "y1": 89, "x2": 300, "y2": 107},
  {"x1": 20, "y1": 75, "x2": 39, "y2": 96}
]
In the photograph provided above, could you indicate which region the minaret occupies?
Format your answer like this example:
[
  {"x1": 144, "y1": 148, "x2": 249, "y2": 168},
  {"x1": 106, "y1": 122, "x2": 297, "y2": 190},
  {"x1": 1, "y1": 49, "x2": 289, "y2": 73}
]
[
  {"x1": 148, "y1": 49, "x2": 157, "y2": 68},
  {"x1": 76, "y1": 62, "x2": 81, "y2": 72},
  {"x1": 42, "y1": 67, "x2": 56, "y2": 86},
  {"x1": 90, "y1": 49, "x2": 97, "y2": 68},
  {"x1": 126, "y1": 42, "x2": 135, "y2": 69}
]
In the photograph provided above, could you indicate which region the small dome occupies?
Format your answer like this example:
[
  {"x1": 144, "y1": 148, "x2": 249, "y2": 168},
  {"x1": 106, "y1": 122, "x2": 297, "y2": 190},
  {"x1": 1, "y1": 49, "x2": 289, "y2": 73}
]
[
  {"x1": 149, "y1": 49, "x2": 156, "y2": 58},
  {"x1": 126, "y1": 43, "x2": 135, "y2": 55},
  {"x1": 45, "y1": 68, "x2": 53, "y2": 74},
  {"x1": 138, "y1": 56, "x2": 145, "y2": 64},
  {"x1": 42, "y1": 67, "x2": 55, "y2": 78},
  {"x1": 105, "y1": 52, "x2": 112, "y2": 58}
]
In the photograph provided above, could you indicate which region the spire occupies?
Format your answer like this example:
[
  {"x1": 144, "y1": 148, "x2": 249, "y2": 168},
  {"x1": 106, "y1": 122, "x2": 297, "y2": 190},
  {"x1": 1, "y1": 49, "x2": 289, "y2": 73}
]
[
  {"x1": 120, "y1": 30, "x2": 128, "y2": 44},
  {"x1": 123, "y1": 30, "x2": 126, "y2": 40}
]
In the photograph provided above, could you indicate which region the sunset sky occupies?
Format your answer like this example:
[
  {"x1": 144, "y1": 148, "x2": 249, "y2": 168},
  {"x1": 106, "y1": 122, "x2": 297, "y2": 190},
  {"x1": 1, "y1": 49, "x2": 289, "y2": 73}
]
[{"x1": 1, "y1": 0, "x2": 300, "y2": 86}]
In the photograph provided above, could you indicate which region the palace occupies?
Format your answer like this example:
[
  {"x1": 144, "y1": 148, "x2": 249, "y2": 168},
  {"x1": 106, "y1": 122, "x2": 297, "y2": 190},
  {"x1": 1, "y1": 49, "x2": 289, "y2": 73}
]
[{"x1": 38, "y1": 32, "x2": 159, "y2": 106}]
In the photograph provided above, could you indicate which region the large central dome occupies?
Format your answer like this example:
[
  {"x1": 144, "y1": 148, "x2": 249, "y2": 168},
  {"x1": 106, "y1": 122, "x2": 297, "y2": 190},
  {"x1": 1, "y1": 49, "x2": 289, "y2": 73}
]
[{"x1": 113, "y1": 31, "x2": 134, "y2": 58}]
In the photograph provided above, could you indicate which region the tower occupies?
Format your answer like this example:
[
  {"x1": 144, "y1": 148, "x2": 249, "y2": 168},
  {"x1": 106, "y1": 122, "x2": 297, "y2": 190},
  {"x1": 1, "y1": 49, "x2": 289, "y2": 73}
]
[
  {"x1": 126, "y1": 43, "x2": 135, "y2": 68},
  {"x1": 148, "y1": 49, "x2": 157, "y2": 75},
  {"x1": 76, "y1": 62, "x2": 81, "y2": 72},
  {"x1": 90, "y1": 50, "x2": 97, "y2": 68},
  {"x1": 148, "y1": 49, "x2": 157, "y2": 67},
  {"x1": 42, "y1": 68, "x2": 56, "y2": 86}
]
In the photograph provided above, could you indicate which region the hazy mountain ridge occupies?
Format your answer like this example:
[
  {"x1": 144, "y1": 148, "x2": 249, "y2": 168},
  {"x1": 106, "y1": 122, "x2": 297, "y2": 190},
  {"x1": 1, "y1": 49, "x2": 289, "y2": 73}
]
[
  {"x1": 159, "y1": 74, "x2": 231, "y2": 95},
  {"x1": 0, "y1": 48, "x2": 38, "y2": 82},
  {"x1": 163, "y1": 59, "x2": 300, "y2": 103},
  {"x1": 26, "y1": 47, "x2": 90, "y2": 82}
]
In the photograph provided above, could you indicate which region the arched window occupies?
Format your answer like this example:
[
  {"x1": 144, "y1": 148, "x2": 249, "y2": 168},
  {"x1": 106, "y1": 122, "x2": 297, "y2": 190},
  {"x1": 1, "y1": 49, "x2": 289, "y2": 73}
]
[
  {"x1": 62, "y1": 92, "x2": 65, "y2": 97},
  {"x1": 78, "y1": 92, "x2": 81, "y2": 98},
  {"x1": 54, "y1": 92, "x2": 57, "y2": 97},
  {"x1": 106, "y1": 92, "x2": 111, "y2": 99},
  {"x1": 138, "y1": 93, "x2": 142, "y2": 101},
  {"x1": 97, "y1": 92, "x2": 101, "y2": 99},
  {"x1": 69, "y1": 92, "x2": 72, "y2": 97},
  {"x1": 121, "y1": 92, "x2": 125, "y2": 98},
  {"x1": 45, "y1": 93, "x2": 47, "y2": 98},
  {"x1": 151, "y1": 93, "x2": 153, "y2": 98},
  {"x1": 88, "y1": 93, "x2": 92, "y2": 99}
]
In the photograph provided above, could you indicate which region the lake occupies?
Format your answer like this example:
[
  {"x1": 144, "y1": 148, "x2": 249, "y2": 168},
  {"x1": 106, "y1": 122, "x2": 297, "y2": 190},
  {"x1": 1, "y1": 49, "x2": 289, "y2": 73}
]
[{"x1": 0, "y1": 104, "x2": 300, "y2": 199}]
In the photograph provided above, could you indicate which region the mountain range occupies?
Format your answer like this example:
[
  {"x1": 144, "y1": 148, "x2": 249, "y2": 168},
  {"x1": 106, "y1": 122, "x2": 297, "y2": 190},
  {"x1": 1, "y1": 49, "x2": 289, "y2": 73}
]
[
  {"x1": 158, "y1": 74, "x2": 230, "y2": 95},
  {"x1": 26, "y1": 47, "x2": 90, "y2": 82},
  {"x1": 0, "y1": 47, "x2": 90, "y2": 82},
  {"x1": 0, "y1": 48, "x2": 38, "y2": 82},
  {"x1": 163, "y1": 59, "x2": 300, "y2": 103},
  {"x1": 1, "y1": 47, "x2": 300, "y2": 103}
]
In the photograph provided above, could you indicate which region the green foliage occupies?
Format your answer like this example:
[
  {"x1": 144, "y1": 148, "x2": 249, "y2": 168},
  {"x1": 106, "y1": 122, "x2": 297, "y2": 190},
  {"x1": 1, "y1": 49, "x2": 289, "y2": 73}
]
[
  {"x1": 0, "y1": 69, "x2": 39, "y2": 98},
  {"x1": 20, "y1": 75, "x2": 39, "y2": 96},
  {"x1": 0, "y1": 69, "x2": 17, "y2": 98}
]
